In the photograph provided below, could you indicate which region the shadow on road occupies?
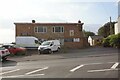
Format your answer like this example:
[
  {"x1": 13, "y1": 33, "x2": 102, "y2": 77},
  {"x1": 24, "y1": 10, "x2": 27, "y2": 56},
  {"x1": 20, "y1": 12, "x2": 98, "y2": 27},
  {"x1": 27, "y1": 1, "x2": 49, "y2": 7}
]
[{"x1": 0, "y1": 60, "x2": 17, "y2": 67}]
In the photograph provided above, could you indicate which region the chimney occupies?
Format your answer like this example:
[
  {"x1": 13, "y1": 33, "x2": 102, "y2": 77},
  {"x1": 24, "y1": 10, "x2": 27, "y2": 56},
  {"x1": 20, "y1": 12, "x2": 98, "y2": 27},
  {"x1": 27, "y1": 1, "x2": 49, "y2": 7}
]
[
  {"x1": 78, "y1": 20, "x2": 81, "y2": 23},
  {"x1": 32, "y1": 20, "x2": 35, "y2": 23}
]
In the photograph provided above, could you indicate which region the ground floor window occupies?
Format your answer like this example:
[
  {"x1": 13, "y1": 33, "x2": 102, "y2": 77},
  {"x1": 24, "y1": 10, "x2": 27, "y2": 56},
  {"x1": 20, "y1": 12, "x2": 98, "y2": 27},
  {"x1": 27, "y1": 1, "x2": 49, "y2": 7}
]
[
  {"x1": 64, "y1": 38, "x2": 80, "y2": 42},
  {"x1": 64, "y1": 38, "x2": 73, "y2": 42},
  {"x1": 74, "y1": 38, "x2": 80, "y2": 42}
]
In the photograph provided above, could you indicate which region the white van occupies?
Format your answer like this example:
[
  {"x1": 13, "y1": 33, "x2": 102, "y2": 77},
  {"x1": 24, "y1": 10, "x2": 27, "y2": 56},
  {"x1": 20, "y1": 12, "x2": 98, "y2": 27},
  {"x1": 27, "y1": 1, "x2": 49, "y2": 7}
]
[
  {"x1": 38, "y1": 40, "x2": 60, "y2": 54},
  {"x1": 16, "y1": 36, "x2": 40, "y2": 49}
]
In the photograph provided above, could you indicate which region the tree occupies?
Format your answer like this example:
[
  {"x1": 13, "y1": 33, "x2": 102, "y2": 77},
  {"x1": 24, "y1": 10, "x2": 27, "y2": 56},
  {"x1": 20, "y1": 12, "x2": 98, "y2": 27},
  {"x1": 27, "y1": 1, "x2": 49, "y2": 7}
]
[
  {"x1": 98, "y1": 22, "x2": 116, "y2": 38},
  {"x1": 84, "y1": 31, "x2": 95, "y2": 37},
  {"x1": 98, "y1": 27, "x2": 106, "y2": 37},
  {"x1": 102, "y1": 33, "x2": 120, "y2": 48}
]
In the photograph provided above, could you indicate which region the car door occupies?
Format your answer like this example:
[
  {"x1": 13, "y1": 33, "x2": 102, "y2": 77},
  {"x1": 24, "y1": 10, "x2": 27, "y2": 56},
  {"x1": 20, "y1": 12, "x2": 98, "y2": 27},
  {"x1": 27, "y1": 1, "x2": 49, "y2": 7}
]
[{"x1": 51, "y1": 42, "x2": 58, "y2": 51}]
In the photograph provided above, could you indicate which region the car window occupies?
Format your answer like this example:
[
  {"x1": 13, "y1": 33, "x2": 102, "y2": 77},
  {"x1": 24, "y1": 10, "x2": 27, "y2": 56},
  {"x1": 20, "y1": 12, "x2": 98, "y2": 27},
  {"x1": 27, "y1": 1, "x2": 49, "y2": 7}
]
[
  {"x1": 41, "y1": 41, "x2": 51, "y2": 46},
  {"x1": 2, "y1": 45, "x2": 9, "y2": 48},
  {"x1": 0, "y1": 47, "x2": 5, "y2": 50}
]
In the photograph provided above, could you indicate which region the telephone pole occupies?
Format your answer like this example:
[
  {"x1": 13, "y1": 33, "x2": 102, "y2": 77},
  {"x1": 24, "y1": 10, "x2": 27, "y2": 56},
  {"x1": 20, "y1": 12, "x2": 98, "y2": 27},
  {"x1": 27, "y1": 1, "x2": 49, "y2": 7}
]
[{"x1": 110, "y1": 16, "x2": 113, "y2": 35}]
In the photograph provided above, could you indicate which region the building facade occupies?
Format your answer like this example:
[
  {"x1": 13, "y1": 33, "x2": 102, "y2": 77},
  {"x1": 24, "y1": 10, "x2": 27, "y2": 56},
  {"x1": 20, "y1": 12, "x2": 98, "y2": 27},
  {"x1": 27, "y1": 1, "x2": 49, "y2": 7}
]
[
  {"x1": 115, "y1": 16, "x2": 120, "y2": 34},
  {"x1": 88, "y1": 35, "x2": 103, "y2": 46},
  {"x1": 14, "y1": 20, "x2": 89, "y2": 48}
]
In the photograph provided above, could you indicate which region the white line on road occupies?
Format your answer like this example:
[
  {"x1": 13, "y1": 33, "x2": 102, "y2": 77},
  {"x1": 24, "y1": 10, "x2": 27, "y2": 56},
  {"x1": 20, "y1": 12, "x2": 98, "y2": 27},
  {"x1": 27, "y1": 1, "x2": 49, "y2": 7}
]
[
  {"x1": 87, "y1": 68, "x2": 118, "y2": 73},
  {"x1": 70, "y1": 65, "x2": 84, "y2": 72},
  {"x1": 25, "y1": 67, "x2": 48, "y2": 75},
  {"x1": 83, "y1": 63, "x2": 102, "y2": 65},
  {"x1": 2, "y1": 74, "x2": 44, "y2": 78},
  {"x1": 28, "y1": 73, "x2": 44, "y2": 76},
  {"x1": 111, "y1": 62, "x2": 119, "y2": 69},
  {"x1": 0, "y1": 69, "x2": 20, "y2": 75}
]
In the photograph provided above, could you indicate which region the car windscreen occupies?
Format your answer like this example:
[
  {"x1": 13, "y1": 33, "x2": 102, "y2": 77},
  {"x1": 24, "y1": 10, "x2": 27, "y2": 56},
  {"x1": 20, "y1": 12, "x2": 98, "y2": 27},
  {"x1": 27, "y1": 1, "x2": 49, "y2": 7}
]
[
  {"x1": 0, "y1": 47, "x2": 5, "y2": 50},
  {"x1": 41, "y1": 41, "x2": 51, "y2": 46}
]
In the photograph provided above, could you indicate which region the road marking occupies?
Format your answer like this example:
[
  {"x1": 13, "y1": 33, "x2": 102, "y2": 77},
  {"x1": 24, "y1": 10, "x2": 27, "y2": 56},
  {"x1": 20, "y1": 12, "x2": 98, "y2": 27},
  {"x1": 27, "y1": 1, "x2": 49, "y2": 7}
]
[
  {"x1": 3, "y1": 75, "x2": 25, "y2": 78},
  {"x1": 83, "y1": 63, "x2": 102, "y2": 65},
  {"x1": 25, "y1": 67, "x2": 48, "y2": 75},
  {"x1": 28, "y1": 73, "x2": 44, "y2": 76},
  {"x1": 70, "y1": 65, "x2": 84, "y2": 72},
  {"x1": 0, "y1": 69, "x2": 20, "y2": 75},
  {"x1": 111, "y1": 62, "x2": 119, "y2": 69},
  {"x1": 108, "y1": 62, "x2": 118, "y2": 64},
  {"x1": 2, "y1": 74, "x2": 44, "y2": 78},
  {"x1": 87, "y1": 68, "x2": 118, "y2": 73}
]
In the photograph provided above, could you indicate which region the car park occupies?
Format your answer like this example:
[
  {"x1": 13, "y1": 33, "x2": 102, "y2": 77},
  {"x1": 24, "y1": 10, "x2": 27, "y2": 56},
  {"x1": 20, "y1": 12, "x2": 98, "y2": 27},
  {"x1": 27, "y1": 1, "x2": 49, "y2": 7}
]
[
  {"x1": 2, "y1": 44, "x2": 27, "y2": 55},
  {"x1": 38, "y1": 40, "x2": 60, "y2": 54},
  {"x1": 0, "y1": 47, "x2": 10, "y2": 61}
]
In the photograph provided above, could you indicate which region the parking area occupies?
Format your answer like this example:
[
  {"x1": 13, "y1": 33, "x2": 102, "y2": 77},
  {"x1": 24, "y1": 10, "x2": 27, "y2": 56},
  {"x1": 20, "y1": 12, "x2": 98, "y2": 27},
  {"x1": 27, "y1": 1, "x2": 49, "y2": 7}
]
[
  {"x1": 1, "y1": 61, "x2": 119, "y2": 78},
  {"x1": 6, "y1": 46, "x2": 118, "y2": 62}
]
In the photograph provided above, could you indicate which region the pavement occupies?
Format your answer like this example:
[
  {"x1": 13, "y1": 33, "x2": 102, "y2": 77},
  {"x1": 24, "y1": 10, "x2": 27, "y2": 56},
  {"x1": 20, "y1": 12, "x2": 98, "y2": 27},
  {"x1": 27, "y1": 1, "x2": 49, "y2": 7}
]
[{"x1": 6, "y1": 46, "x2": 119, "y2": 62}]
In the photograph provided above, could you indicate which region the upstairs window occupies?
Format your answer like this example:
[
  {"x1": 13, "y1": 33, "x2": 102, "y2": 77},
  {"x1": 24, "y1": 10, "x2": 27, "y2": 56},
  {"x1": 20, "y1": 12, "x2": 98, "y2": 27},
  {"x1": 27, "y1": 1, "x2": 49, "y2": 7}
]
[
  {"x1": 53, "y1": 26, "x2": 64, "y2": 33},
  {"x1": 70, "y1": 30, "x2": 74, "y2": 36},
  {"x1": 34, "y1": 27, "x2": 47, "y2": 33}
]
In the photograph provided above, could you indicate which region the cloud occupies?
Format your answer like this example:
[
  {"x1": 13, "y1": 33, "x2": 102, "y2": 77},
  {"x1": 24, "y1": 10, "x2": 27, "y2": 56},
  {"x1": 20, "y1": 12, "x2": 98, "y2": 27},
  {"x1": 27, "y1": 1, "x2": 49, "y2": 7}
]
[
  {"x1": 0, "y1": 28, "x2": 15, "y2": 43},
  {"x1": 83, "y1": 24, "x2": 102, "y2": 34},
  {"x1": 0, "y1": 0, "x2": 118, "y2": 43}
]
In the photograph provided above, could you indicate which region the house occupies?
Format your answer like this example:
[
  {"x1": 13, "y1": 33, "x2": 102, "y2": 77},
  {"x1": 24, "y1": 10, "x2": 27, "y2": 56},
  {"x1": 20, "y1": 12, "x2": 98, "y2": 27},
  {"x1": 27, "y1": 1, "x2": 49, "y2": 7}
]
[
  {"x1": 14, "y1": 20, "x2": 89, "y2": 48},
  {"x1": 88, "y1": 35, "x2": 103, "y2": 46},
  {"x1": 114, "y1": 16, "x2": 120, "y2": 34}
]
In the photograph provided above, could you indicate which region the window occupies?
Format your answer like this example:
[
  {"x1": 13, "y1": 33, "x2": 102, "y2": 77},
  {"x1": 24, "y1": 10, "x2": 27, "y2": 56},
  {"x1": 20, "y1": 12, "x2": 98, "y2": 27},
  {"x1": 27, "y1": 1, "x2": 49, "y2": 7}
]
[
  {"x1": 34, "y1": 27, "x2": 38, "y2": 32},
  {"x1": 74, "y1": 38, "x2": 80, "y2": 42},
  {"x1": 53, "y1": 26, "x2": 64, "y2": 33},
  {"x1": 64, "y1": 38, "x2": 73, "y2": 42},
  {"x1": 34, "y1": 27, "x2": 47, "y2": 33},
  {"x1": 70, "y1": 30, "x2": 74, "y2": 36}
]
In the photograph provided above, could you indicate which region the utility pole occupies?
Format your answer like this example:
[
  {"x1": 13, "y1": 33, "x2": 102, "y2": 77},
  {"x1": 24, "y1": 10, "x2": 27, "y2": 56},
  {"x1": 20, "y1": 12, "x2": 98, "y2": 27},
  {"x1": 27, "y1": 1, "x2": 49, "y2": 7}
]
[{"x1": 110, "y1": 16, "x2": 113, "y2": 35}]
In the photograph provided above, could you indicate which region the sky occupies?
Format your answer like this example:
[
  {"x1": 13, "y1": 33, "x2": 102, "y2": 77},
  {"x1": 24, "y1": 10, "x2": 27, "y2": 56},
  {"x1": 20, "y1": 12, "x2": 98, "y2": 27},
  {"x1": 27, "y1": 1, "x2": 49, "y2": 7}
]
[{"x1": 0, "y1": 0, "x2": 119, "y2": 43}]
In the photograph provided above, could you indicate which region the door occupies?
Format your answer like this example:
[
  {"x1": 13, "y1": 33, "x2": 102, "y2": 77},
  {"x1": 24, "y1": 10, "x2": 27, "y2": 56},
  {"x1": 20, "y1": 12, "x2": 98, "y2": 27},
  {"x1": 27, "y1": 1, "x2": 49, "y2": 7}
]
[{"x1": 50, "y1": 42, "x2": 58, "y2": 51}]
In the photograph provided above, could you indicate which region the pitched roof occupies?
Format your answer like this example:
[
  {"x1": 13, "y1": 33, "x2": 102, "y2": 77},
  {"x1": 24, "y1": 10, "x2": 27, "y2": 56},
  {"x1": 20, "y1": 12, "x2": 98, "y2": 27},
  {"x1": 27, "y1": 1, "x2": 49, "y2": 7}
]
[{"x1": 89, "y1": 35, "x2": 104, "y2": 39}]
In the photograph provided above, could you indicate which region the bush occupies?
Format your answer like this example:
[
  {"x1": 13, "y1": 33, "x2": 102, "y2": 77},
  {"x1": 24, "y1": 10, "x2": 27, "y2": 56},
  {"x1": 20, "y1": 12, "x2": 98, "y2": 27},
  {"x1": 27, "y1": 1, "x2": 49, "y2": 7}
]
[
  {"x1": 102, "y1": 37, "x2": 110, "y2": 47},
  {"x1": 109, "y1": 35, "x2": 117, "y2": 47},
  {"x1": 95, "y1": 42, "x2": 102, "y2": 46},
  {"x1": 102, "y1": 33, "x2": 120, "y2": 48}
]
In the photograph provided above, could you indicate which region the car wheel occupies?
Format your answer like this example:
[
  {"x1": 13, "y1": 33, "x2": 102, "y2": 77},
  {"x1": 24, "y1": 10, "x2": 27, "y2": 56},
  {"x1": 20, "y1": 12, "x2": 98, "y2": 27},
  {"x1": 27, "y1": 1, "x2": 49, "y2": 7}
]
[
  {"x1": 57, "y1": 48, "x2": 60, "y2": 52},
  {"x1": 38, "y1": 50, "x2": 41, "y2": 55},
  {"x1": 2, "y1": 57, "x2": 7, "y2": 62},
  {"x1": 48, "y1": 49, "x2": 53, "y2": 54},
  {"x1": 0, "y1": 58, "x2": 2, "y2": 62}
]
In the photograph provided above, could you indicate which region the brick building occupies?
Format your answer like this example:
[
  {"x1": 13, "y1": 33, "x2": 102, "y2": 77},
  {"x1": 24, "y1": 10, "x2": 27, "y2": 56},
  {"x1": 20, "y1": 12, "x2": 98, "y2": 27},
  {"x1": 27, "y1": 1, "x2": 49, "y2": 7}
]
[{"x1": 14, "y1": 20, "x2": 89, "y2": 48}]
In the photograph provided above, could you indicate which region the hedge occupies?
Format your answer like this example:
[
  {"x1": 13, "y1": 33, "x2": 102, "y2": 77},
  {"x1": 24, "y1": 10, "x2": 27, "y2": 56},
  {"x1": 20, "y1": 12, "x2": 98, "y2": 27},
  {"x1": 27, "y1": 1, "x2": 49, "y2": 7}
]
[{"x1": 102, "y1": 33, "x2": 120, "y2": 48}]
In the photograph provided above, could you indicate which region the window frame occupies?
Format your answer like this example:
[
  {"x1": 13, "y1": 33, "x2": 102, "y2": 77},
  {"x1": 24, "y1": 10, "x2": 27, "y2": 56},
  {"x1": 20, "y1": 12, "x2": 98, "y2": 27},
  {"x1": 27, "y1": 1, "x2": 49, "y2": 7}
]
[
  {"x1": 70, "y1": 30, "x2": 74, "y2": 36},
  {"x1": 34, "y1": 26, "x2": 47, "y2": 33},
  {"x1": 53, "y1": 26, "x2": 64, "y2": 33}
]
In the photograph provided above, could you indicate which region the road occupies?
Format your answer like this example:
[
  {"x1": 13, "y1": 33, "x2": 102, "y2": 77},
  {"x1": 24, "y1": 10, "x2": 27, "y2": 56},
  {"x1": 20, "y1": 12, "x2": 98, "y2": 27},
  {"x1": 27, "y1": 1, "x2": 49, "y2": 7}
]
[{"x1": 0, "y1": 47, "x2": 119, "y2": 79}]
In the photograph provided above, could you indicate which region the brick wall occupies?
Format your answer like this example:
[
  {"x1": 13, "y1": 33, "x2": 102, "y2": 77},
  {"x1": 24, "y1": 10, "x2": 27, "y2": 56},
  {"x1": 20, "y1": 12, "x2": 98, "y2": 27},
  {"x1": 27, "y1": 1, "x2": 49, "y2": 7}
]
[{"x1": 14, "y1": 22, "x2": 89, "y2": 48}]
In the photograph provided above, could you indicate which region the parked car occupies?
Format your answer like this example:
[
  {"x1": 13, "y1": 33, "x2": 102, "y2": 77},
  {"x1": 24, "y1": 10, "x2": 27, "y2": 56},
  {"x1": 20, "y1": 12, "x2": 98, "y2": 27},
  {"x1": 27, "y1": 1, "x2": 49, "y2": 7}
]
[
  {"x1": 0, "y1": 47, "x2": 10, "y2": 61},
  {"x1": 16, "y1": 36, "x2": 40, "y2": 49},
  {"x1": 2, "y1": 44, "x2": 27, "y2": 55},
  {"x1": 38, "y1": 40, "x2": 60, "y2": 54}
]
